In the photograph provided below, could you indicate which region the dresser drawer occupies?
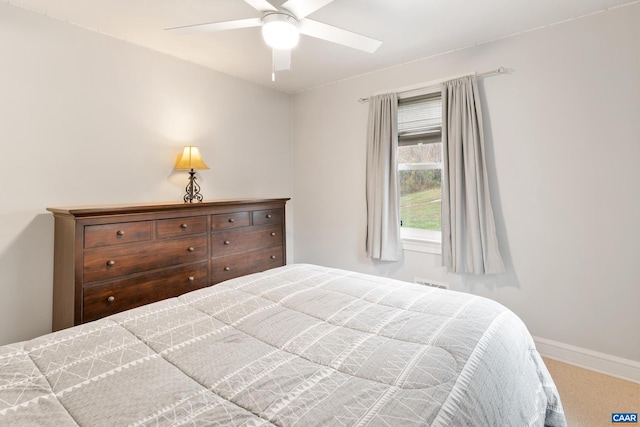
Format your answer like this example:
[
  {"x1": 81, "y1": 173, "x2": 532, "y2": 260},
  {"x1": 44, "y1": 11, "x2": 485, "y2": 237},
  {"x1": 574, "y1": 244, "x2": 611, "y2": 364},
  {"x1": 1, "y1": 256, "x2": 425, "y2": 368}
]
[
  {"x1": 211, "y1": 245, "x2": 284, "y2": 283},
  {"x1": 84, "y1": 221, "x2": 152, "y2": 249},
  {"x1": 211, "y1": 224, "x2": 282, "y2": 257},
  {"x1": 211, "y1": 212, "x2": 250, "y2": 230},
  {"x1": 252, "y1": 209, "x2": 283, "y2": 226},
  {"x1": 84, "y1": 235, "x2": 207, "y2": 283},
  {"x1": 82, "y1": 262, "x2": 208, "y2": 322},
  {"x1": 157, "y1": 216, "x2": 207, "y2": 238}
]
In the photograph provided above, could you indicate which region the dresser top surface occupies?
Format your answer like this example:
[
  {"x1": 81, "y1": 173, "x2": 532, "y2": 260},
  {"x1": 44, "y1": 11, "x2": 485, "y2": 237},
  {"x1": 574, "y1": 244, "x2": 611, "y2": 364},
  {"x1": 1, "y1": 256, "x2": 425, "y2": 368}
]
[{"x1": 47, "y1": 198, "x2": 290, "y2": 217}]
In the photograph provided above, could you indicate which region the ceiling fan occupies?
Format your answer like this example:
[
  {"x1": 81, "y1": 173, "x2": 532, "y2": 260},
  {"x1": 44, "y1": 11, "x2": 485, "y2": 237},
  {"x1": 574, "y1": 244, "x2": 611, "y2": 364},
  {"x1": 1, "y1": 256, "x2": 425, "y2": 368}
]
[{"x1": 166, "y1": 0, "x2": 382, "y2": 81}]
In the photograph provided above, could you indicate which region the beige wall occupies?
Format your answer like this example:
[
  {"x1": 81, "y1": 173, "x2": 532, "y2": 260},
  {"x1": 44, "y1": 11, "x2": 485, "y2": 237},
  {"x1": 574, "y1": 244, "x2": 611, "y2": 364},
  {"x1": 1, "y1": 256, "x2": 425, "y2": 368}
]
[
  {"x1": 0, "y1": 4, "x2": 293, "y2": 344},
  {"x1": 292, "y1": 4, "x2": 640, "y2": 361}
]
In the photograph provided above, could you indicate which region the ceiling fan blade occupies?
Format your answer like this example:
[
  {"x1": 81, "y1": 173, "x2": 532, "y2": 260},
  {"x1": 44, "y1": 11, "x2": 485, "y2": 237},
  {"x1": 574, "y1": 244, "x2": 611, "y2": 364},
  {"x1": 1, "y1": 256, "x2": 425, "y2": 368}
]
[
  {"x1": 166, "y1": 18, "x2": 262, "y2": 35},
  {"x1": 281, "y1": 0, "x2": 335, "y2": 19},
  {"x1": 273, "y1": 49, "x2": 292, "y2": 71},
  {"x1": 298, "y1": 19, "x2": 382, "y2": 53},
  {"x1": 243, "y1": 0, "x2": 278, "y2": 12}
]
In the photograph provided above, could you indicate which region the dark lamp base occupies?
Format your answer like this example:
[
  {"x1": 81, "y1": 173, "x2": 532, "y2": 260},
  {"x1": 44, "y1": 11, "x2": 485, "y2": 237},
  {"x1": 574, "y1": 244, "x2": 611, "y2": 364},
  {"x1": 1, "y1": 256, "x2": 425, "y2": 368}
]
[{"x1": 184, "y1": 169, "x2": 204, "y2": 203}]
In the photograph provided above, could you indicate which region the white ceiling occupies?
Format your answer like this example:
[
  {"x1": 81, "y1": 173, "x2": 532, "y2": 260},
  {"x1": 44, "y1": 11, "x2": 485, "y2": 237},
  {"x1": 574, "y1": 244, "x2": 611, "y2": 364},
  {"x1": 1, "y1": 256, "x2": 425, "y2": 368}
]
[{"x1": 5, "y1": 0, "x2": 635, "y2": 93}]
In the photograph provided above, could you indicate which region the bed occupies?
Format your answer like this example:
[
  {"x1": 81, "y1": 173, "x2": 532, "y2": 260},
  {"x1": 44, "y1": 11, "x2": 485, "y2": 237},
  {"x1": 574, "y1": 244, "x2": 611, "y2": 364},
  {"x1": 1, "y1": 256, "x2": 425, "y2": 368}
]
[{"x1": 0, "y1": 264, "x2": 565, "y2": 426}]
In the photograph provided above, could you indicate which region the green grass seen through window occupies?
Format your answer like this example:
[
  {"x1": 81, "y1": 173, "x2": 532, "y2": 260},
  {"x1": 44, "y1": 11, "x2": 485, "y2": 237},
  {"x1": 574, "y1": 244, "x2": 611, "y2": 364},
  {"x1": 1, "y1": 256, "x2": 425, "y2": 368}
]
[{"x1": 400, "y1": 188, "x2": 441, "y2": 230}]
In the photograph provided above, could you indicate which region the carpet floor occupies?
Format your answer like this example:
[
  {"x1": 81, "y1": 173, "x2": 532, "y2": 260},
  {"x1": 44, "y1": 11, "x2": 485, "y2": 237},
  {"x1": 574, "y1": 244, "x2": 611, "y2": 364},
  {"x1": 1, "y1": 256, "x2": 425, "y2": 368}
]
[{"x1": 543, "y1": 357, "x2": 639, "y2": 427}]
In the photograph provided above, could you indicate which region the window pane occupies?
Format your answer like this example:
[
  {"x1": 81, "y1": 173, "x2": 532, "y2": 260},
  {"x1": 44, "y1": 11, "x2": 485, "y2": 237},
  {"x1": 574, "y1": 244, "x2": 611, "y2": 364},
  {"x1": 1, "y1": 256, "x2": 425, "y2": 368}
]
[
  {"x1": 397, "y1": 143, "x2": 442, "y2": 164},
  {"x1": 397, "y1": 94, "x2": 443, "y2": 236},
  {"x1": 399, "y1": 169, "x2": 441, "y2": 231}
]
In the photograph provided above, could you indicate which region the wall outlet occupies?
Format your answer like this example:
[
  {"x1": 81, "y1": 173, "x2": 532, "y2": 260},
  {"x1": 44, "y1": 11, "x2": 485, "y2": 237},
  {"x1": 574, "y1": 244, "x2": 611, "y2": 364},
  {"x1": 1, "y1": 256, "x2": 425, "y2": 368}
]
[{"x1": 414, "y1": 278, "x2": 449, "y2": 289}]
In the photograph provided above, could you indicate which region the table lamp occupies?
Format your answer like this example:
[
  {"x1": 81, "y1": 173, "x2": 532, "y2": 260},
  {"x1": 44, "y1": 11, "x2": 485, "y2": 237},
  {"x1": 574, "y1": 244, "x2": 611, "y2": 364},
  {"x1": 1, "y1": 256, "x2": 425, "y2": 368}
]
[{"x1": 175, "y1": 146, "x2": 209, "y2": 203}]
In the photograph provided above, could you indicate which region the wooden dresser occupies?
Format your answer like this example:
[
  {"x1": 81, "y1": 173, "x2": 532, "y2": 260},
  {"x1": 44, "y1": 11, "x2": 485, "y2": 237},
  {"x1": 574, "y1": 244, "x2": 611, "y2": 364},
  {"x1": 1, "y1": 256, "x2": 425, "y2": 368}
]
[{"x1": 47, "y1": 198, "x2": 288, "y2": 331}]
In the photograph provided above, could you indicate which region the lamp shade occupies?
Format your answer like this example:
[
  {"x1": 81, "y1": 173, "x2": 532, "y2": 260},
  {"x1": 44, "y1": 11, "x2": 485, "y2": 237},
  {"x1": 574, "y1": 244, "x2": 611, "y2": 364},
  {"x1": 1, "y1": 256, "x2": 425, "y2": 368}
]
[
  {"x1": 175, "y1": 146, "x2": 209, "y2": 171},
  {"x1": 262, "y1": 13, "x2": 299, "y2": 49}
]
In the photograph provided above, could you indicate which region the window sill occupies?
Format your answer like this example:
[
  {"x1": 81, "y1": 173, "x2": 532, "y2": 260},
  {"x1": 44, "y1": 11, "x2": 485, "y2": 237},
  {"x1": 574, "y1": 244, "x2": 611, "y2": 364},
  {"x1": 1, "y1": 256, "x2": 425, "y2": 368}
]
[{"x1": 402, "y1": 237, "x2": 442, "y2": 255}]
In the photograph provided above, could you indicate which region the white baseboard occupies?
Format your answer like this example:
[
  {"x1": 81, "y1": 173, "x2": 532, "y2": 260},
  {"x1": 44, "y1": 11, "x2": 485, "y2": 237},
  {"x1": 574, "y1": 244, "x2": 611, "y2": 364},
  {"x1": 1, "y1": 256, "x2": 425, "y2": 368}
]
[{"x1": 534, "y1": 336, "x2": 640, "y2": 384}]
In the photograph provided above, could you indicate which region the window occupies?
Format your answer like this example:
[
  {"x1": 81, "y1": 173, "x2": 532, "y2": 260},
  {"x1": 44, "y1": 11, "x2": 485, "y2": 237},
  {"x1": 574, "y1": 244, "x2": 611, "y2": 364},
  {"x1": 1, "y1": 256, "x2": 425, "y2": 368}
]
[{"x1": 397, "y1": 93, "x2": 443, "y2": 252}]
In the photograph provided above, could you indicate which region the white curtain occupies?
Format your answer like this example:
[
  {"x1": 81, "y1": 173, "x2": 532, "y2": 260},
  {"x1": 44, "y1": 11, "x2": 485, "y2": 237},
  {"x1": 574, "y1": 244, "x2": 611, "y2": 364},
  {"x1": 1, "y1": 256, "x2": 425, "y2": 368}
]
[
  {"x1": 365, "y1": 93, "x2": 402, "y2": 261},
  {"x1": 441, "y1": 76, "x2": 505, "y2": 274}
]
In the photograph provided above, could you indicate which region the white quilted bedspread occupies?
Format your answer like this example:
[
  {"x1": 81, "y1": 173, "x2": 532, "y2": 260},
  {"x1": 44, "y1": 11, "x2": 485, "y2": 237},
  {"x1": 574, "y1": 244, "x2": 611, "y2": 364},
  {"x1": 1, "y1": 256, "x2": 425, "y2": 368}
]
[{"x1": 0, "y1": 264, "x2": 565, "y2": 426}]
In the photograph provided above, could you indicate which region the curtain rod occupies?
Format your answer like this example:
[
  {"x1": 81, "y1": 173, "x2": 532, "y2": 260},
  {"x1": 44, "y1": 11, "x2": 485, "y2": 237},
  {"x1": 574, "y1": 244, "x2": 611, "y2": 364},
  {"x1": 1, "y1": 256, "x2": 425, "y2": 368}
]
[{"x1": 358, "y1": 67, "x2": 507, "y2": 103}]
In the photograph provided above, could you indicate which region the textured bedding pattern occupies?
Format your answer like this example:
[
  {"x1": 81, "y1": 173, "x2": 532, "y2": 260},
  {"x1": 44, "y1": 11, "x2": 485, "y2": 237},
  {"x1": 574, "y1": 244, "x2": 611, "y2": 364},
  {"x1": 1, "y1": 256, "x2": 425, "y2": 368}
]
[{"x1": 0, "y1": 264, "x2": 565, "y2": 426}]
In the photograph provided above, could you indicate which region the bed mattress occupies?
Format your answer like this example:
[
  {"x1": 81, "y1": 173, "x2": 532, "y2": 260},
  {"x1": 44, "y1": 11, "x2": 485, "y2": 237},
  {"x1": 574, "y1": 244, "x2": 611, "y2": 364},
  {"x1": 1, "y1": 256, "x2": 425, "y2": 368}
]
[{"x1": 0, "y1": 264, "x2": 565, "y2": 426}]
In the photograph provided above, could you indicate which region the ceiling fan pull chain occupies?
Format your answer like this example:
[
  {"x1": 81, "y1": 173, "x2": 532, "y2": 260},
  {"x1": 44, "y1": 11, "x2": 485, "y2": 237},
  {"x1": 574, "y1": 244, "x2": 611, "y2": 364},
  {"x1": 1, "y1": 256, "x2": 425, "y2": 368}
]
[{"x1": 272, "y1": 49, "x2": 276, "y2": 81}]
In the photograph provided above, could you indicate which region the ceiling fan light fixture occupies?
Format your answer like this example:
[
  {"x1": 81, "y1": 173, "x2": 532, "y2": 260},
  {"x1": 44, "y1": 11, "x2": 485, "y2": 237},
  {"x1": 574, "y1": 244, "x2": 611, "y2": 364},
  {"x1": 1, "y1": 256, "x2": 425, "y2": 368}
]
[{"x1": 262, "y1": 13, "x2": 299, "y2": 49}]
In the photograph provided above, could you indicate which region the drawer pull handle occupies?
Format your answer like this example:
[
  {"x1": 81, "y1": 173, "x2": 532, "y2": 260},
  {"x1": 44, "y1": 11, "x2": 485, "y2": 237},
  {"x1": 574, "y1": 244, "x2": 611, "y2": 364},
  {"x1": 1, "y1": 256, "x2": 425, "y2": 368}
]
[
  {"x1": 188, "y1": 276, "x2": 195, "y2": 282},
  {"x1": 270, "y1": 232, "x2": 276, "y2": 236},
  {"x1": 266, "y1": 214, "x2": 272, "y2": 219},
  {"x1": 271, "y1": 255, "x2": 277, "y2": 259},
  {"x1": 224, "y1": 240, "x2": 231, "y2": 245},
  {"x1": 106, "y1": 260, "x2": 116, "y2": 266},
  {"x1": 228, "y1": 218, "x2": 235, "y2": 223},
  {"x1": 187, "y1": 247, "x2": 195, "y2": 252},
  {"x1": 107, "y1": 296, "x2": 115, "y2": 303},
  {"x1": 116, "y1": 230, "x2": 125, "y2": 236},
  {"x1": 180, "y1": 223, "x2": 188, "y2": 229},
  {"x1": 224, "y1": 267, "x2": 231, "y2": 271}
]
